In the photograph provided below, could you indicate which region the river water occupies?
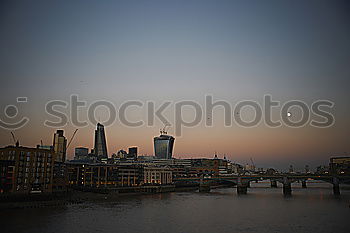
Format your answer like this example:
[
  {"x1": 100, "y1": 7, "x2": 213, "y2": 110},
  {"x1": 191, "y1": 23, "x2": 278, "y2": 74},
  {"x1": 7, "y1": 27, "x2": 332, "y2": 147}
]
[{"x1": 1, "y1": 181, "x2": 349, "y2": 233}]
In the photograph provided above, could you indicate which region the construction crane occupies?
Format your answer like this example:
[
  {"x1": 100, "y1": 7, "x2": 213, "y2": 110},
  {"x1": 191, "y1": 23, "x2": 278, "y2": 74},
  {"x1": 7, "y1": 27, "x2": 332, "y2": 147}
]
[
  {"x1": 160, "y1": 124, "x2": 171, "y2": 135},
  {"x1": 10, "y1": 132, "x2": 16, "y2": 144},
  {"x1": 250, "y1": 157, "x2": 256, "y2": 169},
  {"x1": 160, "y1": 126, "x2": 166, "y2": 134},
  {"x1": 10, "y1": 132, "x2": 19, "y2": 147},
  {"x1": 66, "y1": 129, "x2": 78, "y2": 149}
]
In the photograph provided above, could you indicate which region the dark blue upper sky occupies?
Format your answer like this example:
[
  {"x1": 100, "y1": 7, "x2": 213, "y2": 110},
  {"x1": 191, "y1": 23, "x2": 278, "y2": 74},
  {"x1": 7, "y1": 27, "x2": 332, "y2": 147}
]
[{"x1": 1, "y1": 0, "x2": 349, "y2": 100}]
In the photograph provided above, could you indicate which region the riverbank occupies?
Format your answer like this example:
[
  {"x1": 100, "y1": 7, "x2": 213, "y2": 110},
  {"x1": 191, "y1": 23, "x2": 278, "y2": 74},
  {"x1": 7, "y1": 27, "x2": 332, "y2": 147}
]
[
  {"x1": 1, "y1": 184, "x2": 349, "y2": 233},
  {"x1": 0, "y1": 184, "x2": 203, "y2": 209},
  {"x1": 0, "y1": 183, "x2": 238, "y2": 209}
]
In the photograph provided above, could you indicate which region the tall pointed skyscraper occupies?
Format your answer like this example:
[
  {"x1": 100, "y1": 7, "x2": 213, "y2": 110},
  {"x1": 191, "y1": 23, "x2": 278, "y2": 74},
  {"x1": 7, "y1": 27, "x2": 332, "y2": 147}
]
[
  {"x1": 53, "y1": 130, "x2": 67, "y2": 162},
  {"x1": 94, "y1": 123, "x2": 108, "y2": 161}
]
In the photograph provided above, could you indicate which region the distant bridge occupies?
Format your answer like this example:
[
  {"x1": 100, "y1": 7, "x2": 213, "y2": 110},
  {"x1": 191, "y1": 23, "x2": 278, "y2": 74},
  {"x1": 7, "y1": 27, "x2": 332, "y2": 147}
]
[{"x1": 174, "y1": 174, "x2": 350, "y2": 195}]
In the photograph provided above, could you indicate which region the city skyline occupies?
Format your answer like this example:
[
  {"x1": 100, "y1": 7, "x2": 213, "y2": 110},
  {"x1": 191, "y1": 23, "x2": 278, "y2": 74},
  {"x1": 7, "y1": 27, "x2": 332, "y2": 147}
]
[
  {"x1": 1, "y1": 2, "x2": 350, "y2": 233},
  {"x1": 1, "y1": 0, "x2": 350, "y2": 170},
  {"x1": 2, "y1": 123, "x2": 343, "y2": 172}
]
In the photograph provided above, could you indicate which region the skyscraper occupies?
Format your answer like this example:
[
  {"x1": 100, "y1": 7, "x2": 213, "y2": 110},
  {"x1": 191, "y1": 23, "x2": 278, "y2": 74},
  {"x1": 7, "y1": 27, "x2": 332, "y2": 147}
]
[
  {"x1": 128, "y1": 147, "x2": 138, "y2": 160},
  {"x1": 154, "y1": 133, "x2": 175, "y2": 159},
  {"x1": 53, "y1": 130, "x2": 67, "y2": 162},
  {"x1": 94, "y1": 123, "x2": 108, "y2": 161}
]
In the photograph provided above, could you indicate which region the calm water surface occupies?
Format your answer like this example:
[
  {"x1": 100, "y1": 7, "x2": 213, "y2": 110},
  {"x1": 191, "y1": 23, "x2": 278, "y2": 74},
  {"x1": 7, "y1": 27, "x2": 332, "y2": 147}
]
[{"x1": 1, "y1": 181, "x2": 350, "y2": 233}]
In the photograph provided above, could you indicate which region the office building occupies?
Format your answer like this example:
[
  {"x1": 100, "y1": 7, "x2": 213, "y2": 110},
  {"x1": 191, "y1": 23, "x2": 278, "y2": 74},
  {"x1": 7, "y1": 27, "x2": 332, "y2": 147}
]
[
  {"x1": 0, "y1": 145, "x2": 56, "y2": 194},
  {"x1": 128, "y1": 147, "x2": 138, "y2": 160},
  {"x1": 53, "y1": 130, "x2": 67, "y2": 162},
  {"x1": 143, "y1": 166, "x2": 172, "y2": 185},
  {"x1": 66, "y1": 163, "x2": 143, "y2": 187},
  {"x1": 330, "y1": 156, "x2": 350, "y2": 175},
  {"x1": 94, "y1": 123, "x2": 108, "y2": 161},
  {"x1": 154, "y1": 133, "x2": 175, "y2": 159},
  {"x1": 74, "y1": 147, "x2": 89, "y2": 160}
]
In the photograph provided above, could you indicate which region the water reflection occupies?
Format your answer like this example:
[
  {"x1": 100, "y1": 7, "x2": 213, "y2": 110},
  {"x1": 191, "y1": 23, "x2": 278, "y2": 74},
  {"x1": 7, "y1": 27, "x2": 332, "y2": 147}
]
[{"x1": 1, "y1": 181, "x2": 349, "y2": 233}]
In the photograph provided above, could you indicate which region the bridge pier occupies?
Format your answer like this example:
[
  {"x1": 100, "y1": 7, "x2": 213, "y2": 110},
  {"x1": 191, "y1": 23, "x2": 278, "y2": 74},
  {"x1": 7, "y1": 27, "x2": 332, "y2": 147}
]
[
  {"x1": 283, "y1": 183, "x2": 292, "y2": 195},
  {"x1": 332, "y1": 177, "x2": 340, "y2": 195},
  {"x1": 270, "y1": 180, "x2": 277, "y2": 188},
  {"x1": 237, "y1": 184, "x2": 248, "y2": 194},
  {"x1": 302, "y1": 180, "x2": 307, "y2": 188},
  {"x1": 199, "y1": 183, "x2": 211, "y2": 192},
  {"x1": 199, "y1": 175, "x2": 211, "y2": 192},
  {"x1": 283, "y1": 177, "x2": 292, "y2": 196},
  {"x1": 236, "y1": 177, "x2": 248, "y2": 195}
]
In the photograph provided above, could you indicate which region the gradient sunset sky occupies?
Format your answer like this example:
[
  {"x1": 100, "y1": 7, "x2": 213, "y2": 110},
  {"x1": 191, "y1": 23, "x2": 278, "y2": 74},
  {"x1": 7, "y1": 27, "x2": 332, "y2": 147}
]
[{"x1": 1, "y1": 0, "x2": 349, "y2": 170}]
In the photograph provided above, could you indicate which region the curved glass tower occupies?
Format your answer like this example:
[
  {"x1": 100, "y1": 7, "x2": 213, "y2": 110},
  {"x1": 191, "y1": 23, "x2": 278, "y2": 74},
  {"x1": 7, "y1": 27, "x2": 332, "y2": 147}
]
[{"x1": 154, "y1": 134, "x2": 175, "y2": 159}]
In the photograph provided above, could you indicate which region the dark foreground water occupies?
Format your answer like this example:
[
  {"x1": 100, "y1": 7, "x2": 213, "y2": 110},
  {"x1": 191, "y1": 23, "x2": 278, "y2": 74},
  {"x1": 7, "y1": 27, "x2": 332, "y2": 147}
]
[{"x1": 1, "y1": 181, "x2": 350, "y2": 233}]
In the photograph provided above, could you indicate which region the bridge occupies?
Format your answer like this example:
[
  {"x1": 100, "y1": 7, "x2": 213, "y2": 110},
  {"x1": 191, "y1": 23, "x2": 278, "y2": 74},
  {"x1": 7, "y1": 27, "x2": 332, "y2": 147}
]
[{"x1": 174, "y1": 174, "x2": 350, "y2": 195}]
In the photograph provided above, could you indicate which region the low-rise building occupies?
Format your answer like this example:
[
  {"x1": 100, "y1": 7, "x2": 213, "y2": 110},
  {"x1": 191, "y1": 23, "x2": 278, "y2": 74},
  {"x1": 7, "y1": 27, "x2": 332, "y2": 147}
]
[
  {"x1": 66, "y1": 162, "x2": 143, "y2": 187},
  {"x1": 143, "y1": 166, "x2": 172, "y2": 185},
  {"x1": 0, "y1": 145, "x2": 57, "y2": 194},
  {"x1": 74, "y1": 147, "x2": 89, "y2": 160},
  {"x1": 330, "y1": 156, "x2": 350, "y2": 175}
]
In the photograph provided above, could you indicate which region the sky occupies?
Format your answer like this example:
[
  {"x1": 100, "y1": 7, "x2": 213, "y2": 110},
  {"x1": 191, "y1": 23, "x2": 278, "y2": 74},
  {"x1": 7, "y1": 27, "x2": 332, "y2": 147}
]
[{"x1": 0, "y1": 0, "x2": 350, "y2": 170}]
